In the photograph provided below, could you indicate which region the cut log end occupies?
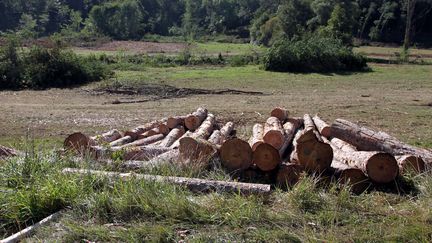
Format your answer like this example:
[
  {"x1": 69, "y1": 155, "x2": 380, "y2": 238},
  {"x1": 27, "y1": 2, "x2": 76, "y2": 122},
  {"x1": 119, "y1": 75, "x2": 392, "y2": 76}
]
[
  {"x1": 270, "y1": 107, "x2": 289, "y2": 122},
  {"x1": 339, "y1": 168, "x2": 370, "y2": 194},
  {"x1": 64, "y1": 132, "x2": 95, "y2": 153},
  {"x1": 220, "y1": 138, "x2": 253, "y2": 171},
  {"x1": 263, "y1": 130, "x2": 285, "y2": 150},
  {"x1": 296, "y1": 138, "x2": 333, "y2": 172},
  {"x1": 276, "y1": 163, "x2": 302, "y2": 188},
  {"x1": 366, "y1": 153, "x2": 399, "y2": 184},
  {"x1": 253, "y1": 143, "x2": 281, "y2": 172},
  {"x1": 397, "y1": 155, "x2": 426, "y2": 174}
]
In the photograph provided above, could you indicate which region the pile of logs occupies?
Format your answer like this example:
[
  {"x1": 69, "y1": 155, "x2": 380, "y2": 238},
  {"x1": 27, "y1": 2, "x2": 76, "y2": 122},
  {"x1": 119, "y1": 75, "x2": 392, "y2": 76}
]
[{"x1": 64, "y1": 107, "x2": 432, "y2": 194}]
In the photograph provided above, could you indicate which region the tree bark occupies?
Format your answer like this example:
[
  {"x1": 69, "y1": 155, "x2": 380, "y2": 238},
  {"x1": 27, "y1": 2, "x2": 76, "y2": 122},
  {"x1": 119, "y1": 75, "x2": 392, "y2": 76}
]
[
  {"x1": 253, "y1": 143, "x2": 281, "y2": 172},
  {"x1": 403, "y1": 0, "x2": 416, "y2": 55},
  {"x1": 263, "y1": 117, "x2": 285, "y2": 150},
  {"x1": 312, "y1": 115, "x2": 331, "y2": 138},
  {"x1": 91, "y1": 129, "x2": 123, "y2": 144},
  {"x1": 248, "y1": 123, "x2": 264, "y2": 151},
  {"x1": 122, "y1": 146, "x2": 172, "y2": 161},
  {"x1": 270, "y1": 107, "x2": 289, "y2": 122},
  {"x1": 159, "y1": 126, "x2": 185, "y2": 147},
  {"x1": 62, "y1": 168, "x2": 272, "y2": 195},
  {"x1": 279, "y1": 117, "x2": 304, "y2": 157},
  {"x1": 169, "y1": 131, "x2": 192, "y2": 149},
  {"x1": 330, "y1": 119, "x2": 432, "y2": 164},
  {"x1": 185, "y1": 107, "x2": 208, "y2": 131},
  {"x1": 138, "y1": 123, "x2": 170, "y2": 139},
  {"x1": 220, "y1": 138, "x2": 253, "y2": 171},
  {"x1": 330, "y1": 159, "x2": 370, "y2": 194},
  {"x1": 110, "y1": 136, "x2": 134, "y2": 147}
]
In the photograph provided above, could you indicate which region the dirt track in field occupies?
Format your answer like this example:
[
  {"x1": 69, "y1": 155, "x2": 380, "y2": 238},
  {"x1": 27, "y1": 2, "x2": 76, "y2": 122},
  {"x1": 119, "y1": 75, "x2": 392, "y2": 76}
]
[{"x1": 77, "y1": 41, "x2": 190, "y2": 54}]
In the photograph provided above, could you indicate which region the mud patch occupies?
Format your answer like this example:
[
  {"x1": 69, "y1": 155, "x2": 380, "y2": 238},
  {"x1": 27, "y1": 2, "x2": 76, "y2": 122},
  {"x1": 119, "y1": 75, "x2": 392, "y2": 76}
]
[{"x1": 91, "y1": 84, "x2": 265, "y2": 104}]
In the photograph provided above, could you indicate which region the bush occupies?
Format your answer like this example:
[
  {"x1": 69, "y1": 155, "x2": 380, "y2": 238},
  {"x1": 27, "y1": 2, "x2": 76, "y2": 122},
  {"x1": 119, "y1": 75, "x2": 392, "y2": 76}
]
[
  {"x1": 25, "y1": 46, "x2": 111, "y2": 89},
  {"x1": 0, "y1": 38, "x2": 112, "y2": 90},
  {"x1": 263, "y1": 36, "x2": 368, "y2": 73}
]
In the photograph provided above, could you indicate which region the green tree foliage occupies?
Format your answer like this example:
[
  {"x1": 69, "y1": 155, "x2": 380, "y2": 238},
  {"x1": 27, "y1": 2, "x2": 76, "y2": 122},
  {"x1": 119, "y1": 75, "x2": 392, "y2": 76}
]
[
  {"x1": 90, "y1": 0, "x2": 144, "y2": 40},
  {"x1": 263, "y1": 36, "x2": 368, "y2": 73}
]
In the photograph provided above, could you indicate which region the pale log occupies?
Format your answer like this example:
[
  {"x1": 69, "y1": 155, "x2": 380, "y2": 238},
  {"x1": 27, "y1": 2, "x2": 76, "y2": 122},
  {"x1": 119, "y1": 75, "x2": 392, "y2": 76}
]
[
  {"x1": 124, "y1": 119, "x2": 166, "y2": 140},
  {"x1": 122, "y1": 146, "x2": 172, "y2": 161},
  {"x1": 159, "y1": 126, "x2": 186, "y2": 147},
  {"x1": 62, "y1": 168, "x2": 272, "y2": 195},
  {"x1": 279, "y1": 117, "x2": 304, "y2": 157},
  {"x1": 253, "y1": 143, "x2": 281, "y2": 171},
  {"x1": 330, "y1": 119, "x2": 432, "y2": 164},
  {"x1": 330, "y1": 137, "x2": 357, "y2": 152},
  {"x1": 167, "y1": 115, "x2": 187, "y2": 129},
  {"x1": 312, "y1": 115, "x2": 331, "y2": 138},
  {"x1": 220, "y1": 122, "x2": 234, "y2": 137},
  {"x1": 263, "y1": 117, "x2": 285, "y2": 150},
  {"x1": 169, "y1": 131, "x2": 192, "y2": 149},
  {"x1": 110, "y1": 136, "x2": 133, "y2": 147},
  {"x1": 248, "y1": 124, "x2": 264, "y2": 151},
  {"x1": 191, "y1": 113, "x2": 216, "y2": 139},
  {"x1": 208, "y1": 130, "x2": 223, "y2": 146},
  {"x1": 91, "y1": 129, "x2": 122, "y2": 143},
  {"x1": 139, "y1": 123, "x2": 170, "y2": 138},
  {"x1": 121, "y1": 150, "x2": 179, "y2": 171},
  {"x1": 270, "y1": 107, "x2": 289, "y2": 122},
  {"x1": 119, "y1": 134, "x2": 165, "y2": 149},
  {"x1": 209, "y1": 121, "x2": 234, "y2": 145},
  {"x1": 185, "y1": 107, "x2": 208, "y2": 131},
  {"x1": 220, "y1": 138, "x2": 253, "y2": 171}
]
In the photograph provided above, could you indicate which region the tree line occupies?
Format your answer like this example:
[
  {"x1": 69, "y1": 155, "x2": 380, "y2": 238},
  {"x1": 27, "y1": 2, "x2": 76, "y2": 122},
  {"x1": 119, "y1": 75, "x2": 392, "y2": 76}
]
[{"x1": 1, "y1": 0, "x2": 431, "y2": 46}]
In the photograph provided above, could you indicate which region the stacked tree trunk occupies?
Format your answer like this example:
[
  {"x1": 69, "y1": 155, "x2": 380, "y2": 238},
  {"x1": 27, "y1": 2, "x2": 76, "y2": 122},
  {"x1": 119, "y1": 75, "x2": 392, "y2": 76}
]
[{"x1": 63, "y1": 107, "x2": 431, "y2": 194}]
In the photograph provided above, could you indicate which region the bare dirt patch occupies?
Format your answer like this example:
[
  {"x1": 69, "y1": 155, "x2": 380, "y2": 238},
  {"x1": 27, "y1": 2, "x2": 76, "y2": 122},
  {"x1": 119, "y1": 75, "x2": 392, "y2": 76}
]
[{"x1": 80, "y1": 41, "x2": 190, "y2": 54}]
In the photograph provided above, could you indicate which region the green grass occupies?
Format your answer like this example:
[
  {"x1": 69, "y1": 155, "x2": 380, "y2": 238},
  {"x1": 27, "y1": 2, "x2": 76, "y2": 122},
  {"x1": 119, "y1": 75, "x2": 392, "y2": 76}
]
[
  {"x1": 1, "y1": 151, "x2": 432, "y2": 241},
  {"x1": 194, "y1": 42, "x2": 265, "y2": 55}
]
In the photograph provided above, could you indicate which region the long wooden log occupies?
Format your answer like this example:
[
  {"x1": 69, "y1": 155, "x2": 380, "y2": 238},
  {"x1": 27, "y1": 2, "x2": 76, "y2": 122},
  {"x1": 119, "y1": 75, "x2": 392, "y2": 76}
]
[
  {"x1": 139, "y1": 123, "x2": 170, "y2": 139},
  {"x1": 312, "y1": 115, "x2": 331, "y2": 138},
  {"x1": 159, "y1": 126, "x2": 185, "y2": 147},
  {"x1": 253, "y1": 143, "x2": 281, "y2": 172},
  {"x1": 124, "y1": 119, "x2": 166, "y2": 140},
  {"x1": 275, "y1": 162, "x2": 302, "y2": 188},
  {"x1": 167, "y1": 115, "x2": 187, "y2": 129},
  {"x1": 248, "y1": 124, "x2": 264, "y2": 151},
  {"x1": 169, "y1": 131, "x2": 192, "y2": 149},
  {"x1": 270, "y1": 107, "x2": 289, "y2": 122},
  {"x1": 118, "y1": 134, "x2": 165, "y2": 149},
  {"x1": 178, "y1": 137, "x2": 218, "y2": 169},
  {"x1": 330, "y1": 119, "x2": 432, "y2": 164},
  {"x1": 396, "y1": 155, "x2": 426, "y2": 174},
  {"x1": 220, "y1": 138, "x2": 253, "y2": 171},
  {"x1": 0, "y1": 210, "x2": 64, "y2": 243},
  {"x1": 192, "y1": 113, "x2": 216, "y2": 139},
  {"x1": 62, "y1": 168, "x2": 272, "y2": 195},
  {"x1": 263, "y1": 117, "x2": 285, "y2": 150},
  {"x1": 279, "y1": 117, "x2": 304, "y2": 157},
  {"x1": 330, "y1": 159, "x2": 370, "y2": 194},
  {"x1": 122, "y1": 146, "x2": 172, "y2": 161},
  {"x1": 109, "y1": 136, "x2": 133, "y2": 147},
  {"x1": 91, "y1": 129, "x2": 122, "y2": 143},
  {"x1": 120, "y1": 150, "x2": 179, "y2": 171},
  {"x1": 209, "y1": 121, "x2": 235, "y2": 145},
  {"x1": 290, "y1": 114, "x2": 333, "y2": 172},
  {"x1": 185, "y1": 107, "x2": 208, "y2": 131}
]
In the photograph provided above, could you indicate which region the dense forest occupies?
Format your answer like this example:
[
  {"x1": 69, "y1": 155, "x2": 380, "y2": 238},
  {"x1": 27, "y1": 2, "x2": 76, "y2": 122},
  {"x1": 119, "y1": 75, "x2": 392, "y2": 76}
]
[{"x1": 0, "y1": 0, "x2": 431, "y2": 46}]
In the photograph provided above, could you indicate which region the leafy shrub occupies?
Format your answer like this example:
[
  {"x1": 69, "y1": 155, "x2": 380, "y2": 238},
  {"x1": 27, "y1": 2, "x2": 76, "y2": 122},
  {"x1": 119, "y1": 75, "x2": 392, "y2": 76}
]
[
  {"x1": 25, "y1": 47, "x2": 111, "y2": 89},
  {"x1": 0, "y1": 37, "x2": 112, "y2": 90},
  {"x1": 0, "y1": 35, "x2": 25, "y2": 90},
  {"x1": 263, "y1": 36, "x2": 368, "y2": 73}
]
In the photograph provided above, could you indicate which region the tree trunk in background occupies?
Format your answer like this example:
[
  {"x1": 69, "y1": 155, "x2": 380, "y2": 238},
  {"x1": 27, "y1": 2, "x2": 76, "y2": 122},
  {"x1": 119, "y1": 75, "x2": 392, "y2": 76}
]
[{"x1": 403, "y1": 0, "x2": 416, "y2": 59}]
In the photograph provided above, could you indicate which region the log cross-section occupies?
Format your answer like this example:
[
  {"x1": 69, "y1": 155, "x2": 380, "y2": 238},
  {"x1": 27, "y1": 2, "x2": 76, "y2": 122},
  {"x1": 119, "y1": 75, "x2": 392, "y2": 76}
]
[{"x1": 263, "y1": 117, "x2": 286, "y2": 150}]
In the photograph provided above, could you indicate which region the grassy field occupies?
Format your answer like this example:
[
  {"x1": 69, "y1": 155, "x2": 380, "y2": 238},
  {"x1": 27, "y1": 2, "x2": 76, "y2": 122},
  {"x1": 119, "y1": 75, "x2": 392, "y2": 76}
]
[{"x1": 1, "y1": 43, "x2": 432, "y2": 241}]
